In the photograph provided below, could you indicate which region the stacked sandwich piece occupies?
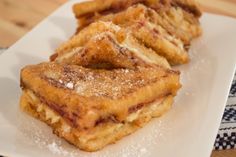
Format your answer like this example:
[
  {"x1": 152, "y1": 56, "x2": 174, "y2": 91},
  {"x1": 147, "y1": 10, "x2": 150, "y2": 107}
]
[
  {"x1": 19, "y1": 0, "x2": 201, "y2": 152},
  {"x1": 73, "y1": 0, "x2": 202, "y2": 64}
]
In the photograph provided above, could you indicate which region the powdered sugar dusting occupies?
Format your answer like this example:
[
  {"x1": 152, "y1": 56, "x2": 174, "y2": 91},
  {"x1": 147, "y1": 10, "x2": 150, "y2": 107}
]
[
  {"x1": 42, "y1": 63, "x2": 163, "y2": 99},
  {"x1": 140, "y1": 148, "x2": 147, "y2": 153},
  {"x1": 17, "y1": 113, "x2": 79, "y2": 157},
  {"x1": 66, "y1": 82, "x2": 74, "y2": 89},
  {"x1": 71, "y1": 67, "x2": 155, "y2": 99},
  {"x1": 100, "y1": 21, "x2": 121, "y2": 32},
  {"x1": 17, "y1": 107, "x2": 170, "y2": 157},
  {"x1": 47, "y1": 142, "x2": 76, "y2": 157},
  {"x1": 59, "y1": 79, "x2": 63, "y2": 84},
  {"x1": 47, "y1": 142, "x2": 62, "y2": 155}
]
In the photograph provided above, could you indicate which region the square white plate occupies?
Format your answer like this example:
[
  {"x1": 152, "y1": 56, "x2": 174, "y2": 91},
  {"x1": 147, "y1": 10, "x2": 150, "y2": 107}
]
[{"x1": 0, "y1": 1, "x2": 236, "y2": 157}]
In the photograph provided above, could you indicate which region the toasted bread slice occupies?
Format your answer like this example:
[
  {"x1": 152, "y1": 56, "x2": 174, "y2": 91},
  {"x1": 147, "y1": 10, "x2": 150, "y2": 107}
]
[
  {"x1": 74, "y1": 0, "x2": 202, "y2": 44},
  {"x1": 52, "y1": 32, "x2": 171, "y2": 69},
  {"x1": 171, "y1": 0, "x2": 202, "y2": 17},
  {"x1": 74, "y1": 5, "x2": 191, "y2": 65},
  {"x1": 73, "y1": 0, "x2": 200, "y2": 18},
  {"x1": 20, "y1": 62, "x2": 180, "y2": 151},
  {"x1": 20, "y1": 62, "x2": 180, "y2": 125},
  {"x1": 103, "y1": 3, "x2": 201, "y2": 43},
  {"x1": 73, "y1": 0, "x2": 170, "y2": 18},
  {"x1": 51, "y1": 21, "x2": 170, "y2": 68},
  {"x1": 21, "y1": 89, "x2": 173, "y2": 151},
  {"x1": 151, "y1": 4, "x2": 202, "y2": 43},
  {"x1": 99, "y1": 4, "x2": 190, "y2": 64}
]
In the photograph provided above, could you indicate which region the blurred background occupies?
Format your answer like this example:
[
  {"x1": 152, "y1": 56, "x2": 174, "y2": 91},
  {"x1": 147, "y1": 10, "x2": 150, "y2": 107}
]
[{"x1": 0, "y1": 0, "x2": 235, "y2": 157}]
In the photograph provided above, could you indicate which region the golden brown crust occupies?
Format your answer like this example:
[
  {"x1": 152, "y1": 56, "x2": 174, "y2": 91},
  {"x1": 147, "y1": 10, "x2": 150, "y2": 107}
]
[
  {"x1": 154, "y1": 5, "x2": 202, "y2": 42},
  {"x1": 18, "y1": 0, "x2": 194, "y2": 152},
  {"x1": 72, "y1": 2, "x2": 202, "y2": 65},
  {"x1": 20, "y1": 62, "x2": 180, "y2": 129},
  {"x1": 97, "y1": 4, "x2": 190, "y2": 64},
  {"x1": 171, "y1": 0, "x2": 202, "y2": 17},
  {"x1": 76, "y1": 3, "x2": 201, "y2": 43},
  {"x1": 73, "y1": 0, "x2": 202, "y2": 34},
  {"x1": 73, "y1": 0, "x2": 158, "y2": 18},
  {"x1": 52, "y1": 21, "x2": 171, "y2": 68},
  {"x1": 20, "y1": 89, "x2": 173, "y2": 151},
  {"x1": 73, "y1": 0, "x2": 201, "y2": 18},
  {"x1": 53, "y1": 33, "x2": 169, "y2": 69}
]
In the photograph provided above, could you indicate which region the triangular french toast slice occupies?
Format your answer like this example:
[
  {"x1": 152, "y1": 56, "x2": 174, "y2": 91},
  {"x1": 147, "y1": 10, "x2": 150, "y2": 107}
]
[
  {"x1": 51, "y1": 21, "x2": 170, "y2": 68},
  {"x1": 72, "y1": 1, "x2": 202, "y2": 65},
  {"x1": 20, "y1": 62, "x2": 180, "y2": 151},
  {"x1": 73, "y1": 0, "x2": 202, "y2": 43},
  {"x1": 96, "y1": 4, "x2": 191, "y2": 64}
]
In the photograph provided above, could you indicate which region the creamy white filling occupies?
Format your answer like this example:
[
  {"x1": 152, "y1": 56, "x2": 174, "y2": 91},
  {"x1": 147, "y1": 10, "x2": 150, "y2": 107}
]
[
  {"x1": 45, "y1": 108, "x2": 61, "y2": 124},
  {"x1": 36, "y1": 103, "x2": 43, "y2": 112},
  {"x1": 36, "y1": 103, "x2": 71, "y2": 133},
  {"x1": 62, "y1": 123, "x2": 71, "y2": 133},
  {"x1": 120, "y1": 34, "x2": 157, "y2": 64},
  {"x1": 146, "y1": 21, "x2": 184, "y2": 51},
  {"x1": 26, "y1": 90, "x2": 164, "y2": 143},
  {"x1": 126, "y1": 98, "x2": 163, "y2": 123},
  {"x1": 27, "y1": 91, "x2": 61, "y2": 124},
  {"x1": 27, "y1": 90, "x2": 37, "y2": 101},
  {"x1": 126, "y1": 110, "x2": 141, "y2": 122},
  {"x1": 78, "y1": 123, "x2": 123, "y2": 144}
]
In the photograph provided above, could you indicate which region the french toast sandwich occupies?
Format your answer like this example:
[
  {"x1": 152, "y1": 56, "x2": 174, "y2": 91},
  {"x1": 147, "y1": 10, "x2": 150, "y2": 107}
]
[
  {"x1": 20, "y1": 62, "x2": 180, "y2": 151},
  {"x1": 73, "y1": 0, "x2": 202, "y2": 65},
  {"x1": 19, "y1": 0, "x2": 202, "y2": 152}
]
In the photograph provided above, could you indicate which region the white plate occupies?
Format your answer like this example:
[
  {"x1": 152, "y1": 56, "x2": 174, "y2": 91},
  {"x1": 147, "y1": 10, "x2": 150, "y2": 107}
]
[{"x1": 0, "y1": 1, "x2": 236, "y2": 157}]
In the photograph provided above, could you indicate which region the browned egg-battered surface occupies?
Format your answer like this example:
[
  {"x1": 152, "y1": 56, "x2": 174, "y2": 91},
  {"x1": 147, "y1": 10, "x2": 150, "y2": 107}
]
[
  {"x1": 72, "y1": 0, "x2": 202, "y2": 65},
  {"x1": 51, "y1": 21, "x2": 170, "y2": 69},
  {"x1": 20, "y1": 88, "x2": 174, "y2": 151},
  {"x1": 21, "y1": 62, "x2": 180, "y2": 130},
  {"x1": 19, "y1": 0, "x2": 202, "y2": 152}
]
